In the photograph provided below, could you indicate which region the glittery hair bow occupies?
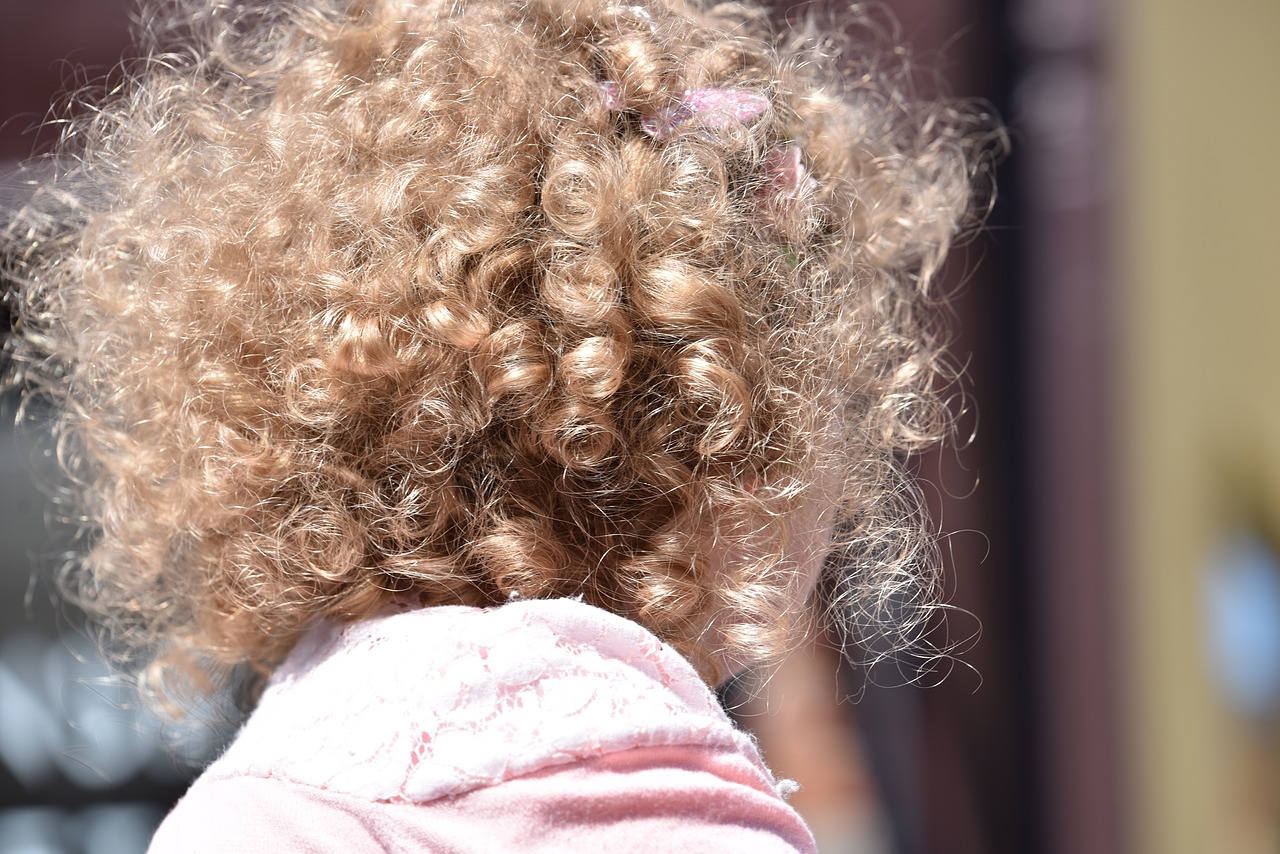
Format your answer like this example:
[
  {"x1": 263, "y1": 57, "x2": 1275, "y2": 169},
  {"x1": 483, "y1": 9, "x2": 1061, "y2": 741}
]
[{"x1": 598, "y1": 82, "x2": 769, "y2": 140}]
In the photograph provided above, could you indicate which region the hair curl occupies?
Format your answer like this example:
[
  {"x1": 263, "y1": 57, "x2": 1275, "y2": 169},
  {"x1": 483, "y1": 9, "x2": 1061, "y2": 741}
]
[{"x1": 4, "y1": 0, "x2": 998, "y2": 707}]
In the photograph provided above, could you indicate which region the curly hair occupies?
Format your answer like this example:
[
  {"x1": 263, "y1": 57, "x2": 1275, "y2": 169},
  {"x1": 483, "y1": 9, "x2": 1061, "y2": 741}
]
[{"x1": 4, "y1": 0, "x2": 995, "y2": 707}]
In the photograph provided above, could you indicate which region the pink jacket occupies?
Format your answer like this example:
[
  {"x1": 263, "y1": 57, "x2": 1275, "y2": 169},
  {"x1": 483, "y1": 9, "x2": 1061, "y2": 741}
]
[{"x1": 148, "y1": 598, "x2": 817, "y2": 852}]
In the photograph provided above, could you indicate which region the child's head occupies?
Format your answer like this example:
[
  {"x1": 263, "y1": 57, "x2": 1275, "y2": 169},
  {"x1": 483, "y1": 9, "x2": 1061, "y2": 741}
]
[{"x1": 5, "y1": 0, "x2": 992, "y2": 702}]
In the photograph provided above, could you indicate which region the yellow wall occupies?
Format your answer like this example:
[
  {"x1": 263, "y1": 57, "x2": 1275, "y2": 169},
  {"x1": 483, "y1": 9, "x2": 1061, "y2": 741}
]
[{"x1": 1121, "y1": 1, "x2": 1280, "y2": 852}]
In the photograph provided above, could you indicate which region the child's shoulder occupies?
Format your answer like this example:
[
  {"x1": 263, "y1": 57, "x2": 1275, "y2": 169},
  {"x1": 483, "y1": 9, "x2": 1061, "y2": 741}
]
[{"x1": 195, "y1": 600, "x2": 769, "y2": 803}]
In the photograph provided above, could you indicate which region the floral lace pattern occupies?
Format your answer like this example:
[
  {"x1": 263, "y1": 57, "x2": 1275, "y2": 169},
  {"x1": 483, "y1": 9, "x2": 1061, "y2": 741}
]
[{"x1": 197, "y1": 598, "x2": 779, "y2": 804}]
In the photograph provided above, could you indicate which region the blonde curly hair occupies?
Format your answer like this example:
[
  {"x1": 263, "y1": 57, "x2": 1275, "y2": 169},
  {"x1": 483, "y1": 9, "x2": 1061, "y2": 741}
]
[{"x1": 4, "y1": 0, "x2": 995, "y2": 706}]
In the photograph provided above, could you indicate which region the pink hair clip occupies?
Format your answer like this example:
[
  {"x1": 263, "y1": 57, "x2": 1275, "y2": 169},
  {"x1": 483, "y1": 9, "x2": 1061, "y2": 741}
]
[
  {"x1": 597, "y1": 83, "x2": 818, "y2": 233},
  {"x1": 764, "y1": 144, "x2": 818, "y2": 198},
  {"x1": 598, "y1": 82, "x2": 768, "y2": 140},
  {"x1": 598, "y1": 81, "x2": 624, "y2": 111},
  {"x1": 757, "y1": 143, "x2": 819, "y2": 241}
]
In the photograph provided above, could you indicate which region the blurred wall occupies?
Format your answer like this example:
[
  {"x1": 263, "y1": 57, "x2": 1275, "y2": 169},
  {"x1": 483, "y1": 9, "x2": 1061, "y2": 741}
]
[{"x1": 1121, "y1": 1, "x2": 1280, "y2": 852}]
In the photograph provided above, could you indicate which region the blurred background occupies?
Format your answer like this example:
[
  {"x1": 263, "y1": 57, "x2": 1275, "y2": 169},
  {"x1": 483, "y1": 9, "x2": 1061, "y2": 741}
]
[{"x1": 1, "y1": 0, "x2": 1277, "y2": 851}]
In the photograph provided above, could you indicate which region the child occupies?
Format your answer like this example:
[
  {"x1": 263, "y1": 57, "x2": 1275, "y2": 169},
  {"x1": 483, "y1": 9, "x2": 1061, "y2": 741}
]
[{"x1": 4, "y1": 0, "x2": 992, "y2": 848}]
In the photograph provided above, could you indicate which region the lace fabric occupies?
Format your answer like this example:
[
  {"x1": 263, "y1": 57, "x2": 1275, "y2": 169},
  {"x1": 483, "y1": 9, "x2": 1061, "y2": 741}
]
[{"x1": 196, "y1": 598, "x2": 779, "y2": 805}]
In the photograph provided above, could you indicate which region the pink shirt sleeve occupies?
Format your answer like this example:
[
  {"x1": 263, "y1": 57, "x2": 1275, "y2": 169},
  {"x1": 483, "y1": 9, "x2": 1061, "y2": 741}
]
[{"x1": 149, "y1": 744, "x2": 817, "y2": 853}]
